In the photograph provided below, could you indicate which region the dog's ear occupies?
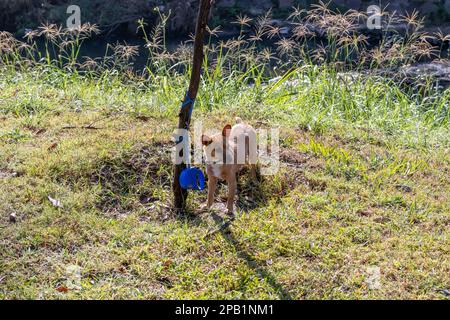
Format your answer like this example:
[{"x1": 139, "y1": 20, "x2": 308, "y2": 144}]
[
  {"x1": 201, "y1": 134, "x2": 212, "y2": 146},
  {"x1": 222, "y1": 124, "x2": 232, "y2": 137}
]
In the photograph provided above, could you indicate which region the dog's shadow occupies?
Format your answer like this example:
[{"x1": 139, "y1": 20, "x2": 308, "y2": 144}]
[
  {"x1": 177, "y1": 168, "x2": 293, "y2": 299},
  {"x1": 209, "y1": 212, "x2": 292, "y2": 300}
]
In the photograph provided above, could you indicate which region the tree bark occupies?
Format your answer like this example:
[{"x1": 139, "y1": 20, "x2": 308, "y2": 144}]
[{"x1": 173, "y1": 0, "x2": 212, "y2": 212}]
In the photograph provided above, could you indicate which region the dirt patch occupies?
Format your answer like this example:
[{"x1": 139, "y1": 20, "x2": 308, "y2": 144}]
[
  {"x1": 234, "y1": 148, "x2": 326, "y2": 211},
  {"x1": 279, "y1": 148, "x2": 326, "y2": 191},
  {"x1": 280, "y1": 148, "x2": 310, "y2": 168},
  {"x1": 91, "y1": 142, "x2": 173, "y2": 213},
  {"x1": 90, "y1": 144, "x2": 324, "y2": 214}
]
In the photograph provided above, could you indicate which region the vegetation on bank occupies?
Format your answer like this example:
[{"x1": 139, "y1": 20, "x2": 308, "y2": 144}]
[{"x1": 0, "y1": 4, "x2": 449, "y2": 299}]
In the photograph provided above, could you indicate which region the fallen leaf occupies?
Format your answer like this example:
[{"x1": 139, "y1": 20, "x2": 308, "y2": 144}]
[
  {"x1": 357, "y1": 208, "x2": 374, "y2": 217},
  {"x1": 56, "y1": 285, "x2": 69, "y2": 293},
  {"x1": 48, "y1": 142, "x2": 58, "y2": 151},
  {"x1": 136, "y1": 115, "x2": 152, "y2": 121},
  {"x1": 374, "y1": 216, "x2": 390, "y2": 223},
  {"x1": 163, "y1": 259, "x2": 173, "y2": 268},
  {"x1": 48, "y1": 196, "x2": 63, "y2": 209}
]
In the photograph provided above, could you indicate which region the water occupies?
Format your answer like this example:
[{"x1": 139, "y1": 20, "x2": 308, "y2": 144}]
[{"x1": 35, "y1": 34, "x2": 189, "y2": 71}]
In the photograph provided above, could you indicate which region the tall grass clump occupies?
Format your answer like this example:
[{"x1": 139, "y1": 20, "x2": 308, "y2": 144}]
[{"x1": 0, "y1": 3, "x2": 448, "y2": 145}]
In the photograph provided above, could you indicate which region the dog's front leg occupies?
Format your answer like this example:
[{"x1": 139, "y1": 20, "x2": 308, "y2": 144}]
[
  {"x1": 226, "y1": 176, "x2": 237, "y2": 214},
  {"x1": 207, "y1": 175, "x2": 218, "y2": 209}
]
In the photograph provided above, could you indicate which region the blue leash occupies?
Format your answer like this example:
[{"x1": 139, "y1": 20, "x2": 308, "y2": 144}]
[
  {"x1": 176, "y1": 92, "x2": 195, "y2": 145},
  {"x1": 182, "y1": 91, "x2": 196, "y2": 123}
]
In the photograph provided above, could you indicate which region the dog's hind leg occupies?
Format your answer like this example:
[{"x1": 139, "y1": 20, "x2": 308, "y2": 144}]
[{"x1": 226, "y1": 175, "x2": 237, "y2": 214}]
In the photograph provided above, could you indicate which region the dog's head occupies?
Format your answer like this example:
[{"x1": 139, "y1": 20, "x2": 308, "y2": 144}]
[{"x1": 201, "y1": 124, "x2": 231, "y2": 164}]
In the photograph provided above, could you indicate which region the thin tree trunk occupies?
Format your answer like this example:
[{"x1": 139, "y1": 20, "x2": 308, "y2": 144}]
[{"x1": 173, "y1": 0, "x2": 212, "y2": 212}]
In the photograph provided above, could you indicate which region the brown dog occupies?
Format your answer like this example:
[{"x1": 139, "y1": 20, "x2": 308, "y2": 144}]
[{"x1": 202, "y1": 118, "x2": 257, "y2": 214}]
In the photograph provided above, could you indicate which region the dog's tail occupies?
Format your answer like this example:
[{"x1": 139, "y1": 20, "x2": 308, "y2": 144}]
[{"x1": 235, "y1": 117, "x2": 242, "y2": 124}]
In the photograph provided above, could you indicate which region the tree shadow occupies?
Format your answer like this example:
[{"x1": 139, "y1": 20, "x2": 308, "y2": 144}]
[{"x1": 209, "y1": 212, "x2": 293, "y2": 300}]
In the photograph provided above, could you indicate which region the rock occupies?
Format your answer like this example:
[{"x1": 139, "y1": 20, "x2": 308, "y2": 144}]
[
  {"x1": 269, "y1": 19, "x2": 288, "y2": 27},
  {"x1": 388, "y1": 0, "x2": 415, "y2": 12},
  {"x1": 332, "y1": 0, "x2": 346, "y2": 7},
  {"x1": 236, "y1": 0, "x2": 273, "y2": 16},
  {"x1": 333, "y1": 0, "x2": 362, "y2": 10},
  {"x1": 402, "y1": 61, "x2": 450, "y2": 78},
  {"x1": 395, "y1": 184, "x2": 413, "y2": 193},
  {"x1": 401, "y1": 61, "x2": 450, "y2": 89},
  {"x1": 216, "y1": 0, "x2": 236, "y2": 8},
  {"x1": 48, "y1": 196, "x2": 63, "y2": 209},
  {"x1": 9, "y1": 212, "x2": 17, "y2": 223},
  {"x1": 249, "y1": 8, "x2": 264, "y2": 16},
  {"x1": 365, "y1": 266, "x2": 381, "y2": 290},
  {"x1": 0, "y1": 170, "x2": 17, "y2": 179},
  {"x1": 419, "y1": 2, "x2": 440, "y2": 16},
  {"x1": 280, "y1": 26, "x2": 290, "y2": 36},
  {"x1": 445, "y1": 0, "x2": 450, "y2": 12},
  {"x1": 441, "y1": 289, "x2": 450, "y2": 296},
  {"x1": 347, "y1": 0, "x2": 362, "y2": 10},
  {"x1": 166, "y1": 0, "x2": 197, "y2": 34},
  {"x1": 278, "y1": 0, "x2": 294, "y2": 9}
]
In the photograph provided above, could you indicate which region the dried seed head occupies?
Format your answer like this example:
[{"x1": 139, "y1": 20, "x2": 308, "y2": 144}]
[
  {"x1": 38, "y1": 23, "x2": 61, "y2": 40},
  {"x1": 113, "y1": 43, "x2": 140, "y2": 60},
  {"x1": 207, "y1": 26, "x2": 222, "y2": 38},
  {"x1": 276, "y1": 38, "x2": 296, "y2": 56},
  {"x1": 80, "y1": 56, "x2": 99, "y2": 70},
  {"x1": 232, "y1": 14, "x2": 253, "y2": 27},
  {"x1": 267, "y1": 25, "x2": 281, "y2": 39},
  {"x1": 434, "y1": 30, "x2": 450, "y2": 42},
  {"x1": 288, "y1": 7, "x2": 306, "y2": 21},
  {"x1": 258, "y1": 47, "x2": 275, "y2": 62},
  {"x1": 24, "y1": 29, "x2": 39, "y2": 43},
  {"x1": 292, "y1": 23, "x2": 314, "y2": 40}
]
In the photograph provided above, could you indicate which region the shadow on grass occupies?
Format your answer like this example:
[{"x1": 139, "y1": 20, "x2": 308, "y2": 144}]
[{"x1": 210, "y1": 212, "x2": 293, "y2": 300}]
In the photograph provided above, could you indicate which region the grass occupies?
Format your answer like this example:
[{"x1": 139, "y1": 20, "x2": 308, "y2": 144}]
[
  {"x1": 0, "y1": 3, "x2": 449, "y2": 299},
  {"x1": 0, "y1": 67, "x2": 448, "y2": 299}
]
